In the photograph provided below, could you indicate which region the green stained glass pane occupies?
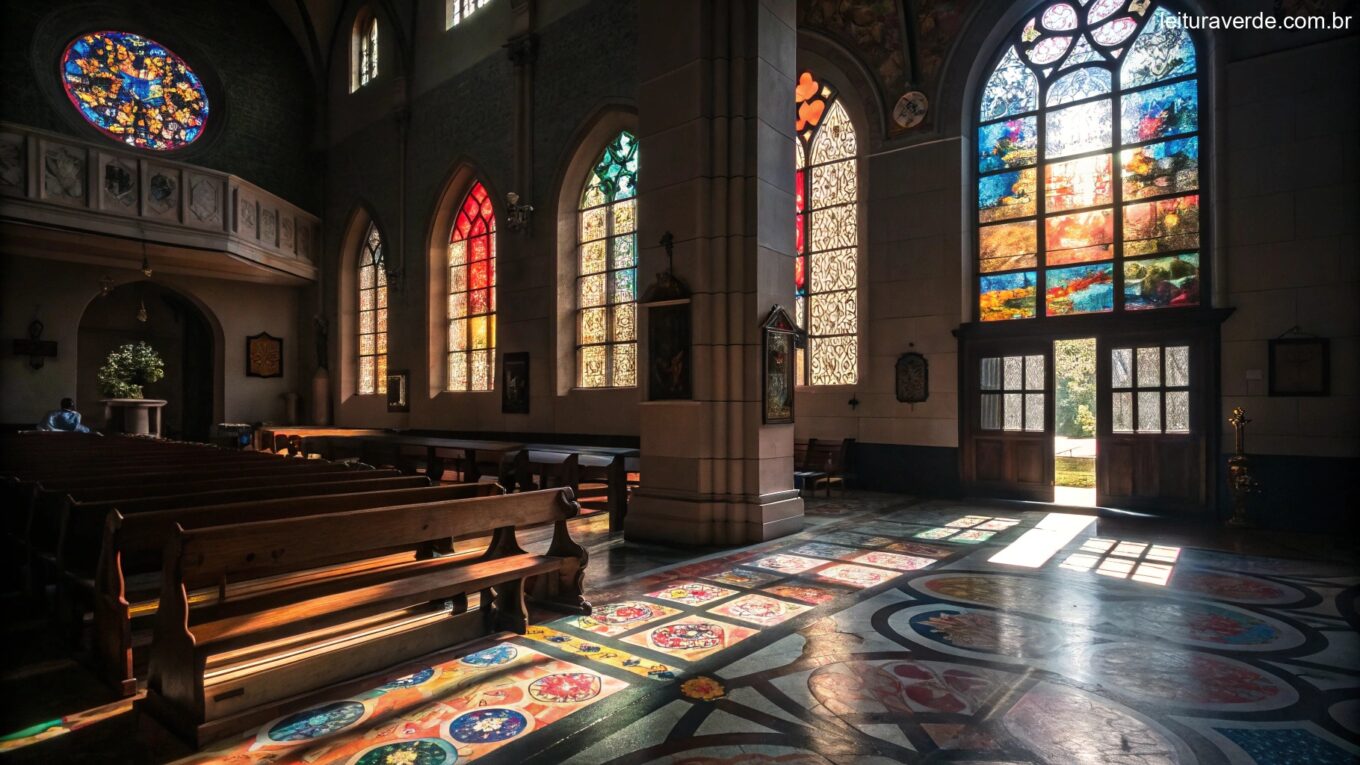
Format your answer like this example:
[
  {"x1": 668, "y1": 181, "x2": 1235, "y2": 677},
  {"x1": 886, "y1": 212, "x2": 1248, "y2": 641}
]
[
  {"x1": 581, "y1": 174, "x2": 606, "y2": 208},
  {"x1": 611, "y1": 234, "x2": 636, "y2": 269},
  {"x1": 612, "y1": 268, "x2": 636, "y2": 304}
]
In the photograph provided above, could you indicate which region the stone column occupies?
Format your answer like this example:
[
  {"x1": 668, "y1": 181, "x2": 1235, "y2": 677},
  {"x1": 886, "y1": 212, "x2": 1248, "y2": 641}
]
[{"x1": 628, "y1": 0, "x2": 803, "y2": 545}]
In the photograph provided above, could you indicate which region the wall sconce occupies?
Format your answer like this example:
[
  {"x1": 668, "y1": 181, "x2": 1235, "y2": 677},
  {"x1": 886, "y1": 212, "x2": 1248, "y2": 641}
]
[{"x1": 505, "y1": 192, "x2": 533, "y2": 233}]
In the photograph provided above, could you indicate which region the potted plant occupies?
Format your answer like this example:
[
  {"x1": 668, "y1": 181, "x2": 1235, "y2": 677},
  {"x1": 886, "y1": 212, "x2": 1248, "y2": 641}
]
[{"x1": 97, "y1": 341, "x2": 169, "y2": 436}]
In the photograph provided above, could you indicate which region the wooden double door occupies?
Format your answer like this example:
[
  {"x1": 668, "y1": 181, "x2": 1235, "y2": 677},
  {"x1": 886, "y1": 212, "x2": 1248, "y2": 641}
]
[{"x1": 960, "y1": 322, "x2": 1218, "y2": 514}]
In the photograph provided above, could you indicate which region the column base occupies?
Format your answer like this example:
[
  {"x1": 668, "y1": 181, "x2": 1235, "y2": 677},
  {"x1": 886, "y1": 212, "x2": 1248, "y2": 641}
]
[{"x1": 625, "y1": 489, "x2": 804, "y2": 546}]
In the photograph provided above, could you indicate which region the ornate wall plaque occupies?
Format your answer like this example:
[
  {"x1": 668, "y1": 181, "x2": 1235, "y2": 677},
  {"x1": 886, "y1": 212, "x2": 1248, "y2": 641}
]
[
  {"x1": 762, "y1": 305, "x2": 798, "y2": 424},
  {"x1": 387, "y1": 369, "x2": 410, "y2": 412},
  {"x1": 895, "y1": 352, "x2": 928, "y2": 403},
  {"x1": 892, "y1": 90, "x2": 929, "y2": 129},
  {"x1": 502, "y1": 353, "x2": 530, "y2": 413},
  {"x1": 245, "y1": 332, "x2": 283, "y2": 378}
]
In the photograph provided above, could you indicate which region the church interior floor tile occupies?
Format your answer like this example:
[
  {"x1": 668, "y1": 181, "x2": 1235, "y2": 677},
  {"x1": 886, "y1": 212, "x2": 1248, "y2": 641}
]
[{"x1": 3, "y1": 495, "x2": 1358, "y2": 764}]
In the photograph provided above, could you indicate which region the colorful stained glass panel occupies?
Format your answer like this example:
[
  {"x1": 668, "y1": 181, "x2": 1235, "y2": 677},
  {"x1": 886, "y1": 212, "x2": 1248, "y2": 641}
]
[
  {"x1": 1123, "y1": 194, "x2": 1199, "y2": 255},
  {"x1": 978, "y1": 221, "x2": 1038, "y2": 273},
  {"x1": 1045, "y1": 100, "x2": 1112, "y2": 157},
  {"x1": 1046, "y1": 67, "x2": 1111, "y2": 106},
  {"x1": 1121, "y1": 137, "x2": 1198, "y2": 200},
  {"x1": 1123, "y1": 254, "x2": 1200, "y2": 310},
  {"x1": 1122, "y1": 7, "x2": 1197, "y2": 87},
  {"x1": 978, "y1": 117, "x2": 1038, "y2": 172},
  {"x1": 1045, "y1": 209, "x2": 1114, "y2": 264},
  {"x1": 1046, "y1": 263, "x2": 1115, "y2": 315},
  {"x1": 980, "y1": 271, "x2": 1037, "y2": 321},
  {"x1": 978, "y1": 169, "x2": 1037, "y2": 222},
  {"x1": 1045, "y1": 154, "x2": 1113, "y2": 212},
  {"x1": 61, "y1": 32, "x2": 209, "y2": 151},
  {"x1": 1121, "y1": 80, "x2": 1198, "y2": 144}
]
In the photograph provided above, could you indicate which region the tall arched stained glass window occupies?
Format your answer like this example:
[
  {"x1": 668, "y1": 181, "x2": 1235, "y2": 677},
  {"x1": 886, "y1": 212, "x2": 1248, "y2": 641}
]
[
  {"x1": 976, "y1": 1, "x2": 1201, "y2": 321},
  {"x1": 358, "y1": 223, "x2": 387, "y2": 395},
  {"x1": 353, "y1": 11, "x2": 378, "y2": 91},
  {"x1": 448, "y1": 181, "x2": 496, "y2": 391},
  {"x1": 577, "y1": 131, "x2": 638, "y2": 388},
  {"x1": 795, "y1": 71, "x2": 858, "y2": 385}
]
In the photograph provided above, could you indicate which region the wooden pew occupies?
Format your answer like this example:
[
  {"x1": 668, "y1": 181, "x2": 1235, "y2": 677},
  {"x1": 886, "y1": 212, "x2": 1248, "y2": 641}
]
[
  {"x1": 92, "y1": 481, "x2": 500, "y2": 695},
  {"x1": 509, "y1": 449, "x2": 631, "y2": 530},
  {"x1": 141, "y1": 487, "x2": 588, "y2": 746}
]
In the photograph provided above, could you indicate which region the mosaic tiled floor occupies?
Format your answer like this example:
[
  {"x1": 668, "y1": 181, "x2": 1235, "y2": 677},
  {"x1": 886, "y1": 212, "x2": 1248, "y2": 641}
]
[{"x1": 4, "y1": 495, "x2": 1358, "y2": 764}]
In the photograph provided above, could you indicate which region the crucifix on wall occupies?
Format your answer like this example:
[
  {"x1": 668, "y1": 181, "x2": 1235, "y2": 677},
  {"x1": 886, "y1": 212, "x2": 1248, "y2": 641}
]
[{"x1": 12, "y1": 320, "x2": 57, "y2": 369}]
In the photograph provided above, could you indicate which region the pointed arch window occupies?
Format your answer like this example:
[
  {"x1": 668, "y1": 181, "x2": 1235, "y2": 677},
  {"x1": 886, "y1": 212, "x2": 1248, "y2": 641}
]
[
  {"x1": 448, "y1": 181, "x2": 496, "y2": 391},
  {"x1": 357, "y1": 223, "x2": 387, "y2": 395},
  {"x1": 576, "y1": 131, "x2": 639, "y2": 388},
  {"x1": 975, "y1": 1, "x2": 1202, "y2": 321},
  {"x1": 795, "y1": 71, "x2": 859, "y2": 386},
  {"x1": 353, "y1": 11, "x2": 379, "y2": 91}
]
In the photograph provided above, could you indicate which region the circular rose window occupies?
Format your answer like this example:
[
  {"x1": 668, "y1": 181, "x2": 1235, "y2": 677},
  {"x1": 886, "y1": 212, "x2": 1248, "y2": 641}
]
[{"x1": 60, "y1": 31, "x2": 209, "y2": 151}]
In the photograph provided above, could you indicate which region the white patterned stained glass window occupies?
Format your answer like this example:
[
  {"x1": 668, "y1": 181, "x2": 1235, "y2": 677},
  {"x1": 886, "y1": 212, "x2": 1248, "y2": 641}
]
[
  {"x1": 976, "y1": 1, "x2": 1203, "y2": 322},
  {"x1": 357, "y1": 223, "x2": 387, "y2": 395},
  {"x1": 795, "y1": 70, "x2": 859, "y2": 386},
  {"x1": 447, "y1": 0, "x2": 490, "y2": 28},
  {"x1": 577, "y1": 131, "x2": 638, "y2": 388},
  {"x1": 353, "y1": 12, "x2": 378, "y2": 91},
  {"x1": 1111, "y1": 343, "x2": 1190, "y2": 434},
  {"x1": 448, "y1": 181, "x2": 496, "y2": 391},
  {"x1": 981, "y1": 355, "x2": 1045, "y2": 432}
]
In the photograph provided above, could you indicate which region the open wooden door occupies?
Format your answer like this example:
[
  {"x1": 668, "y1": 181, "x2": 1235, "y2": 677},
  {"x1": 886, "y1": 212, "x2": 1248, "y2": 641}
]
[
  {"x1": 963, "y1": 339, "x2": 1054, "y2": 502},
  {"x1": 1096, "y1": 333, "x2": 1211, "y2": 513}
]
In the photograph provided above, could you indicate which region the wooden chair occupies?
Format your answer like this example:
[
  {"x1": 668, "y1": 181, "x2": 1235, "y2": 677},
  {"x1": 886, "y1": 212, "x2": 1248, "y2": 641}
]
[
  {"x1": 90, "y1": 481, "x2": 499, "y2": 695},
  {"x1": 140, "y1": 487, "x2": 588, "y2": 746},
  {"x1": 798, "y1": 438, "x2": 855, "y2": 497}
]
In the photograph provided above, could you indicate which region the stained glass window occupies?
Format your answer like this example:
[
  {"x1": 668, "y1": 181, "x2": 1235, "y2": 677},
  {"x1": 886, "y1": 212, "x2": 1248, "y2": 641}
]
[
  {"x1": 976, "y1": 2, "x2": 1201, "y2": 321},
  {"x1": 354, "y1": 13, "x2": 378, "y2": 90},
  {"x1": 358, "y1": 223, "x2": 387, "y2": 395},
  {"x1": 448, "y1": 181, "x2": 496, "y2": 391},
  {"x1": 447, "y1": 0, "x2": 490, "y2": 27},
  {"x1": 795, "y1": 71, "x2": 859, "y2": 385},
  {"x1": 60, "y1": 31, "x2": 208, "y2": 151},
  {"x1": 577, "y1": 131, "x2": 638, "y2": 388}
]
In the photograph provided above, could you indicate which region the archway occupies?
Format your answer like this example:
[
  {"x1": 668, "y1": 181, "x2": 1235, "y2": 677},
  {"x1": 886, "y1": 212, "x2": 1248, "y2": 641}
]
[{"x1": 77, "y1": 281, "x2": 216, "y2": 441}]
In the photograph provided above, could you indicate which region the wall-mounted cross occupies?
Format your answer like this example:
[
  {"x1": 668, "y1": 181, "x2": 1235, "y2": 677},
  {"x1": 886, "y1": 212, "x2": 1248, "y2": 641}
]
[{"x1": 12, "y1": 320, "x2": 57, "y2": 370}]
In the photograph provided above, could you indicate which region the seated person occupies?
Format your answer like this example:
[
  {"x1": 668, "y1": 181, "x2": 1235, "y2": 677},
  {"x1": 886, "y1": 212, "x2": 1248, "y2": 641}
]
[{"x1": 37, "y1": 398, "x2": 92, "y2": 433}]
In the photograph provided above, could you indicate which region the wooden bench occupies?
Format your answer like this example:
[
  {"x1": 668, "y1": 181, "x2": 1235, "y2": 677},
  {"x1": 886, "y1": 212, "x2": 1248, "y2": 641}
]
[
  {"x1": 141, "y1": 486, "x2": 588, "y2": 746},
  {"x1": 508, "y1": 449, "x2": 631, "y2": 530},
  {"x1": 795, "y1": 438, "x2": 855, "y2": 497},
  {"x1": 91, "y1": 481, "x2": 500, "y2": 695}
]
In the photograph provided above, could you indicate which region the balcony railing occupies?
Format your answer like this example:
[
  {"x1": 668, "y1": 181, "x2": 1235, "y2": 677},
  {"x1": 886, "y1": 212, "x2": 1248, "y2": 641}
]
[{"x1": 0, "y1": 122, "x2": 319, "y2": 282}]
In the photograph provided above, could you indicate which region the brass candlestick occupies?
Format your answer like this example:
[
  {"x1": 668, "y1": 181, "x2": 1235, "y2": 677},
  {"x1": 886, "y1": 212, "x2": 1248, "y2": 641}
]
[{"x1": 1226, "y1": 406, "x2": 1260, "y2": 527}]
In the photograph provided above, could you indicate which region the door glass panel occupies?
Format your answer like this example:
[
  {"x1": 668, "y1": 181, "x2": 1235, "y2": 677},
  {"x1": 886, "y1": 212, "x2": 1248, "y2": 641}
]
[
  {"x1": 981, "y1": 357, "x2": 1002, "y2": 389},
  {"x1": 1165, "y1": 391, "x2": 1189, "y2": 432},
  {"x1": 1136, "y1": 347, "x2": 1160, "y2": 387},
  {"x1": 1111, "y1": 348, "x2": 1132, "y2": 388},
  {"x1": 982, "y1": 393, "x2": 1002, "y2": 429},
  {"x1": 1112, "y1": 391, "x2": 1133, "y2": 432},
  {"x1": 1165, "y1": 345, "x2": 1189, "y2": 386},
  {"x1": 1025, "y1": 393, "x2": 1045, "y2": 431},
  {"x1": 1004, "y1": 357, "x2": 1024, "y2": 389},
  {"x1": 1004, "y1": 392, "x2": 1023, "y2": 430},
  {"x1": 1137, "y1": 391, "x2": 1162, "y2": 432},
  {"x1": 1024, "y1": 355, "x2": 1045, "y2": 390}
]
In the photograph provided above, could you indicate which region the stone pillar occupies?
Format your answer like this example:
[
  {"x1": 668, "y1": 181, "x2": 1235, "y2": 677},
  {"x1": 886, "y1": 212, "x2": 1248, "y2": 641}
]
[{"x1": 628, "y1": 0, "x2": 803, "y2": 545}]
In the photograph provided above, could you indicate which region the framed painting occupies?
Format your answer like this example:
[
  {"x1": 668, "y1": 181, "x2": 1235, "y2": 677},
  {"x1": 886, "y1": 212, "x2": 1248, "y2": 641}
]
[
  {"x1": 1269, "y1": 338, "x2": 1328, "y2": 396},
  {"x1": 502, "y1": 352, "x2": 530, "y2": 413},
  {"x1": 648, "y1": 304, "x2": 692, "y2": 400},
  {"x1": 245, "y1": 332, "x2": 282, "y2": 378},
  {"x1": 386, "y1": 369, "x2": 409, "y2": 412},
  {"x1": 762, "y1": 305, "x2": 798, "y2": 424}
]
